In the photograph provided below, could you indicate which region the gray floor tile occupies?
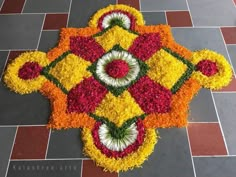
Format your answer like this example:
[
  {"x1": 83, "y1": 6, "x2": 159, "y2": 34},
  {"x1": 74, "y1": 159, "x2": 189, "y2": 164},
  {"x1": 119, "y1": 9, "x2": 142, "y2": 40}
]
[
  {"x1": 0, "y1": 51, "x2": 9, "y2": 79},
  {"x1": 0, "y1": 82, "x2": 50, "y2": 125},
  {"x1": 47, "y1": 129, "x2": 85, "y2": 158},
  {"x1": 120, "y1": 128, "x2": 194, "y2": 177},
  {"x1": 68, "y1": 0, "x2": 116, "y2": 28},
  {"x1": 172, "y1": 28, "x2": 228, "y2": 59},
  {"x1": 23, "y1": 0, "x2": 70, "y2": 13},
  {"x1": 227, "y1": 45, "x2": 236, "y2": 72},
  {"x1": 0, "y1": 15, "x2": 44, "y2": 50},
  {"x1": 141, "y1": 0, "x2": 188, "y2": 11},
  {"x1": 143, "y1": 12, "x2": 167, "y2": 25},
  {"x1": 213, "y1": 93, "x2": 236, "y2": 155},
  {"x1": 194, "y1": 157, "x2": 236, "y2": 177},
  {"x1": 38, "y1": 30, "x2": 59, "y2": 52},
  {"x1": 7, "y1": 160, "x2": 82, "y2": 177},
  {"x1": 189, "y1": 89, "x2": 218, "y2": 122},
  {"x1": 0, "y1": 127, "x2": 16, "y2": 177},
  {"x1": 188, "y1": 0, "x2": 236, "y2": 26}
]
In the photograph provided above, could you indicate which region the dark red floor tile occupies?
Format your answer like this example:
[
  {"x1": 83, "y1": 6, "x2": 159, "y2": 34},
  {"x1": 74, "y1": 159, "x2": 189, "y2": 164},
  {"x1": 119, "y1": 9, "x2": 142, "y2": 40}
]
[
  {"x1": 221, "y1": 27, "x2": 236, "y2": 44},
  {"x1": 43, "y1": 14, "x2": 68, "y2": 30},
  {"x1": 8, "y1": 50, "x2": 27, "y2": 62},
  {"x1": 82, "y1": 160, "x2": 118, "y2": 177},
  {"x1": 11, "y1": 126, "x2": 49, "y2": 159},
  {"x1": 0, "y1": 0, "x2": 25, "y2": 14},
  {"x1": 215, "y1": 77, "x2": 236, "y2": 92},
  {"x1": 117, "y1": 0, "x2": 140, "y2": 10},
  {"x1": 166, "y1": 11, "x2": 192, "y2": 27},
  {"x1": 188, "y1": 123, "x2": 227, "y2": 156}
]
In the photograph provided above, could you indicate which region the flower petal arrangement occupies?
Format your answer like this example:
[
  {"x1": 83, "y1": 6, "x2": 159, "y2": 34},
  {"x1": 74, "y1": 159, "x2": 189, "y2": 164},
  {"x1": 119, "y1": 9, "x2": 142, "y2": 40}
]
[{"x1": 3, "y1": 4, "x2": 232, "y2": 172}]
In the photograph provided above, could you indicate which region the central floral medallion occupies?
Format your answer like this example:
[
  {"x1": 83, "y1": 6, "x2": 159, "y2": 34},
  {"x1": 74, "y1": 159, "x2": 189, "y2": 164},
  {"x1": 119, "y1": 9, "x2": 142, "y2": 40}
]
[{"x1": 87, "y1": 45, "x2": 149, "y2": 96}]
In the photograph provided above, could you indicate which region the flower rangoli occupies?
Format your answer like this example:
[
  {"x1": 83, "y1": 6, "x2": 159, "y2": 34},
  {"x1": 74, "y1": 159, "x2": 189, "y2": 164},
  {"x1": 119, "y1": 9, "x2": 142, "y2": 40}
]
[{"x1": 3, "y1": 5, "x2": 232, "y2": 172}]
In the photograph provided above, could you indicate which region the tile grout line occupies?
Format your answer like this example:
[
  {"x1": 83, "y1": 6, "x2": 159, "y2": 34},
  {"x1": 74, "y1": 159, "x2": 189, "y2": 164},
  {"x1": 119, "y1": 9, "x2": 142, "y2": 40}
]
[
  {"x1": 0, "y1": 49, "x2": 38, "y2": 51},
  {"x1": 212, "y1": 91, "x2": 236, "y2": 93},
  {"x1": 11, "y1": 158, "x2": 90, "y2": 161},
  {"x1": 36, "y1": 14, "x2": 46, "y2": 50},
  {"x1": 42, "y1": 29, "x2": 59, "y2": 32},
  {"x1": 185, "y1": 0, "x2": 194, "y2": 27},
  {"x1": 210, "y1": 91, "x2": 230, "y2": 155},
  {"x1": 164, "y1": 11, "x2": 168, "y2": 25},
  {"x1": 226, "y1": 44, "x2": 236, "y2": 46},
  {"x1": 0, "y1": 50, "x2": 10, "y2": 81},
  {"x1": 66, "y1": 0, "x2": 72, "y2": 27},
  {"x1": 0, "y1": 12, "x2": 69, "y2": 15},
  {"x1": 185, "y1": 127, "x2": 197, "y2": 177},
  {"x1": 0, "y1": 0, "x2": 5, "y2": 11},
  {"x1": 44, "y1": 129, "x2": 51, "y2": 159},
  {"x1": 4, "y1": 126, "x2": 18, "y2": 177},
  {"x1": 139, "y1": 0, "x2": 141, "y2": 11},
  {"x1": 141, "y1": 10, "x2": 189, "y2": 12},
  {"x1": 80, "y1": 160, "x2": 83, "y2": 177},
  {"x1": 172, "y1": 26, "x2": 236, "y2": 28},
  {"x1": 193, "y1": 155, "x2": 236, "y2": 158},
  {"x1": 233, "y1": 0, "x2": 236, "y2": 7},
  {"x1": 0, "y1": 124, "x2": 47, "y2": 127},
  {"x1": 188, "y1": 122, "x2": 219, "y2": 123},
  {"x1": 21, "y1": 0, "x2": 27, "y2": 13},
  {"x1": 219, "y1": 27, "x2": 236, "y2": 78}
]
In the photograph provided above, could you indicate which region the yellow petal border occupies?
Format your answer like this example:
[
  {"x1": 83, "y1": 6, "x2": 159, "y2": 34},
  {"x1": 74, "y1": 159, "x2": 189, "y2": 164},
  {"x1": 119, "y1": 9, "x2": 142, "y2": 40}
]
[
  {"x1": 191, "y1": 49, "x2": 232, "y2": 90},
  {"x1": 82, "y1": 128, "x2": 158, "y2": 172},
  {"x1": 3, "y1": 51, "x2": 49, "y2": 94},
  {"x1": 89, "y1": 4, "x2": 144, "y2": 28}
]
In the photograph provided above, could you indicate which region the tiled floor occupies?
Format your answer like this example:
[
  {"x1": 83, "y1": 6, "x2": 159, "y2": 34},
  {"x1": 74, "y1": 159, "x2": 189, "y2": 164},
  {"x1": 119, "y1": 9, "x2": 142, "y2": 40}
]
[{"x1": 0, "y1": 0, "x2": 236, "y2": 177}]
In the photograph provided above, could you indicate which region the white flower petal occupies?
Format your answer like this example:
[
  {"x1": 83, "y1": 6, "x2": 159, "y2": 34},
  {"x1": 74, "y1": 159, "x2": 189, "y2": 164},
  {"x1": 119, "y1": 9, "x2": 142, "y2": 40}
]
[
  {"x1": 96, "y1": 50, "x2": 140, "y2": 87},
  {"x1": 98, "y1": 123, "x2": 139, "y2": 151}
]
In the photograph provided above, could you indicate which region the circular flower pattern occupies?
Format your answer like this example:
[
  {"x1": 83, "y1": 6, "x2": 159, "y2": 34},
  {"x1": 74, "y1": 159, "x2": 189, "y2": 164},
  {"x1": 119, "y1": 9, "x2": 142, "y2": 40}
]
[
  {"x1": 83, "y1": 126, "x2": 158, "y2": 172},
  {"x1": 105, "y1": 59, "x2": 130, "y2": 78},
  {"x1": 191, "y1": 49, "x2": 232, "y2": 89},
  {"x1": 98, "y1": 123, "x2": 138, "y2": 151},
  {"x1": 96, "y1": 50, "x2": 140, "y2": 87},
  {"x1": 4, "y1": 51, "x2": 49, "y2": 94},
  {"x1": 101, "y1": 12, "x2": 131, "y2": 29}
]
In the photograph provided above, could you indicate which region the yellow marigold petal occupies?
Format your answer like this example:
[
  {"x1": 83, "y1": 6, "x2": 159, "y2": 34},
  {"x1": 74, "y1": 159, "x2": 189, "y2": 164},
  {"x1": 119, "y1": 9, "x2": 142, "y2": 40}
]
[
  {"x1": 95, "y1": 26, "x2": 138, "y2": 51},
  {"x1": 146, "y1": 49, "x2": 187, "y2": 89},
  {"x1": 89, "y1": 4, "x2": 144, "y2": 28},
  {"x1": 49, "y1": 53, "x2": 92, "y2": 90},
  {"x1": 191, "y1": 49, "x2": 232, "y2": 90},
  {"x1": 4, "y1": 51, "x2": 49, "y2": 94},
  {"x1": 94, "y1": 91, "x2": 144, "y2": 127},
  {"x1": 82, "y1": 128, "x2": 157, "y2": 172}
]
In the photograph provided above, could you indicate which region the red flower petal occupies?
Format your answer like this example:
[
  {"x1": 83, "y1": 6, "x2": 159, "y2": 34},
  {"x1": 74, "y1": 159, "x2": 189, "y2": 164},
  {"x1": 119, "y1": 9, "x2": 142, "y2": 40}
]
[
  {"x1": 128, "y1": 33, "x2": 162, "y2": 61},
  {"x1": 105, "y1": 59, "x2": 130, "y2": 78},
  {"x1": 18, "y1": 62, "x2": 42, "y2": 80},
  {"x1": 196, "y1": 59, "x2": 218, "y2": 76},
  {"x1": 67, "y1": 77, "x2": 108, "y2": 113},
  {"x1": 70, "y1": 36, "x2": 105, "y2": 62},
  {"x1": 128, "y1": 76, "x2": 172, "y2": 114}
]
